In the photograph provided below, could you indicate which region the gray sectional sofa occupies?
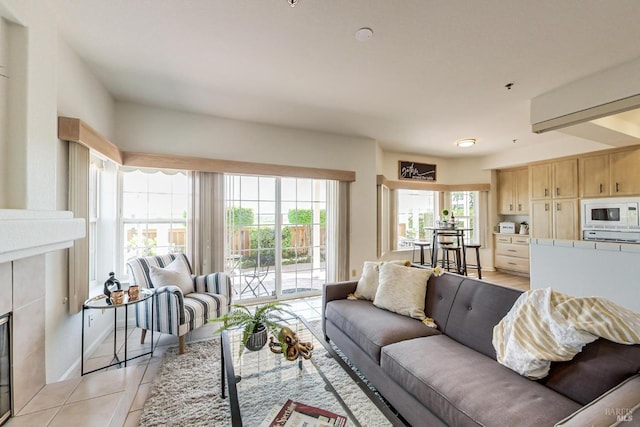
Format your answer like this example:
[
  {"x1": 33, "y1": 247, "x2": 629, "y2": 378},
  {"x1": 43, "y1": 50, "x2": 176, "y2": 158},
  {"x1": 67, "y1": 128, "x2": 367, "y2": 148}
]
[{"x1": 322, "y1": 272, "x2": 640, "y2": 426}]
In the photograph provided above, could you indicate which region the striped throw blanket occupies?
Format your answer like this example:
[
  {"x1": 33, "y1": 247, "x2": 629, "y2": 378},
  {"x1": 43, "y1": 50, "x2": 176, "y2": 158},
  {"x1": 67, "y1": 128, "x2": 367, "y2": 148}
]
[{"x1": 492, "y1": 287, "x2": 640, "y2": 379}]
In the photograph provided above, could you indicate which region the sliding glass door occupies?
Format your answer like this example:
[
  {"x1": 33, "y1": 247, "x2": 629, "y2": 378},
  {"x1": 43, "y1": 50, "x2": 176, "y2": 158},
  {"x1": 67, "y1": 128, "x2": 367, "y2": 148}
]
[{"x1": 225, "y1": 175, "x2": 330, "y2": 301}]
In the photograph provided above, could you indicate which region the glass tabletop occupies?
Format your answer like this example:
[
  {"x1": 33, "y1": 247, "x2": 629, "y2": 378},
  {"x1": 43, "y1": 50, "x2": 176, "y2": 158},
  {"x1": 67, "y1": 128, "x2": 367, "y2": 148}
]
[
  {"x1": 83, "y1": 287, "x2": 153, "y2": 309},
  {"x1": 221, "y1": 317, "x2": 402, "y2": 427}
]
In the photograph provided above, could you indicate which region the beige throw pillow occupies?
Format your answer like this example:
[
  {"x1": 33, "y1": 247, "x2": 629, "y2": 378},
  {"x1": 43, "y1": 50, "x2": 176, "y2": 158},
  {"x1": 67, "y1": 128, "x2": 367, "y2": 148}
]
[
  {"x1": 149, "y1": 258, "x2": 194, "y2": 294},
  {"x1": 354, "y1": 261, "x2": 380, "y2": 301},
  {"x1": 373, "y1": 263, "x2": 431, "y2": 320}
]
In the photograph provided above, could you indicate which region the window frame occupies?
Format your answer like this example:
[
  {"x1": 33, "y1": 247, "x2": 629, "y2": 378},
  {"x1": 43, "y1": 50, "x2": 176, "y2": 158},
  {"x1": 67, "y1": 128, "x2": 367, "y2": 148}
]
[{"x1": 117, "y1": 168, "x2": 189, "y2": 280}]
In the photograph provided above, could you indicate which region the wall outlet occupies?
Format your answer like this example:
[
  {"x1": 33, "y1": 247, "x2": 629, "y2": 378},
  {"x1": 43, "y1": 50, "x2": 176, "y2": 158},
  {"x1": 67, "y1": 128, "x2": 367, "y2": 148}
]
[
  {"x1": 88, "y1": 313, "x2": 94, "y2": 327},
  {"x1": 352, "y1": 269, "x2": 357, "y2": 277}
]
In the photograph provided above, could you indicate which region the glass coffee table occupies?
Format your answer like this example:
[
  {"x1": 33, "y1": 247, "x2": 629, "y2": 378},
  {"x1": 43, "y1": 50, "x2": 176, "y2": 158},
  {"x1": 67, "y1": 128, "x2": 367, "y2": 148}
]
[{"x1": 220, "y1": 317, "x2": 404, "y2": 427}]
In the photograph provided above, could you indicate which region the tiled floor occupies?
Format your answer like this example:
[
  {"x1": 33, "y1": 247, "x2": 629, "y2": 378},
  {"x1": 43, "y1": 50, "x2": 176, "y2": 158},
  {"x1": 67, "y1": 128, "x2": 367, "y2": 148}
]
[{"x1": 7, "y1": 272, "x2": 526, "y2": 427}]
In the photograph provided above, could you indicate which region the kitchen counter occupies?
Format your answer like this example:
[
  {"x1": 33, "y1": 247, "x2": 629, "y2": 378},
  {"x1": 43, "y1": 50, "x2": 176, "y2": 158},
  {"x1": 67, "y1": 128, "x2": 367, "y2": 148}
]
[{"x1": 530, "y1": 238, "x2": 640, "y2": 313}]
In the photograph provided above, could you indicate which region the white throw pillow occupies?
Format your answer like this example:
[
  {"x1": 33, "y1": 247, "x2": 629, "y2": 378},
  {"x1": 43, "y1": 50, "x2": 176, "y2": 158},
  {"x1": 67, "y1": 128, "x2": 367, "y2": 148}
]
[
  {"x1": 149, "y1": 258, "x2": 194, "y2": 294},
  {"x1": 354, "y1": 261, "x2": 381, "y2": 301},
  {"x1": 373, "y1": 263, "x2": 431, "y2": 320}
]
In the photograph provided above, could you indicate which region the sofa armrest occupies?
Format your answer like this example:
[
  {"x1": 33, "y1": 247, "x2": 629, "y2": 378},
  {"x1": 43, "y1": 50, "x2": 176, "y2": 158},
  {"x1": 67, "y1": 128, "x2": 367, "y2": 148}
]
[
  {"x1": 135, "y1": 285, "x2": 186, "y2": 335},
  {"x1": 193, "y1": 272, "x2": 233, "y2": 311},
  {"x1": 554, "y1": 374, "x2": 640, "y2": 426},
  {"x1": 323, "y1": 280, "x2": 358, "y2": 304},
  {"x1": 322, "y1": 281, "x2": 358, "y2": 341}
]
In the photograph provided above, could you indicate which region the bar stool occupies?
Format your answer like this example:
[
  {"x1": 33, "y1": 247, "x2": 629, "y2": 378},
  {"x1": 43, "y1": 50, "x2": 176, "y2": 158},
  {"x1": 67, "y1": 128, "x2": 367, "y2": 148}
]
[
  {"x1": 464, "y1": 244, "x2": 482, "y2": 279},
  {"x1": 412, "y1": 241, "x2": 432, "y2": 266},
  {"x1": 441, "y1": 244, "x2": 464, "y2": 274}
]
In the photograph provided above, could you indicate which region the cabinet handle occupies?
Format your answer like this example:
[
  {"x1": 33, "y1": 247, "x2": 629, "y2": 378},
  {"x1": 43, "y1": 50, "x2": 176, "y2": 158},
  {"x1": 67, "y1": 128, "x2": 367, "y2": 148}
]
[
  {"x1": 556, "y1": 187, "x2": 560, "y2": 196},
  {"x1": 545, "y1": 203, "x2": 549, "y2": 211},
  {"x1": 518, "y1": 204, "x2": 522, "y2": 211},
  {"x1": 616, "y1": 182, "x2": 620, "y2": 192},
  {"x1": 544, "y1": 188, "x2": 548, "y2": 197},
  {"x1": 508, "y1": 262, "x2": 517, "y2": 266},
  {"x1": 509, "y1": 204, "x2": 513, "y2": 211},
  {"x1": 599, "y1": 183, "x2": 603, "y2": 193},
  {"x1": 507, "y1": 249, "x2": 517, "y2": 252},
  {"x1": 556, "y1": 203, "x2": 561, "y2": 211}
]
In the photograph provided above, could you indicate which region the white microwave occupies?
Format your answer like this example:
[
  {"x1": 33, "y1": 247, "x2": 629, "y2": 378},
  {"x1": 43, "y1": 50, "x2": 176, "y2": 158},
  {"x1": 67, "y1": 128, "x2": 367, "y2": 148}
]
[{"x1": 582, "y1": 197, "x2": 640, "y2": 230}]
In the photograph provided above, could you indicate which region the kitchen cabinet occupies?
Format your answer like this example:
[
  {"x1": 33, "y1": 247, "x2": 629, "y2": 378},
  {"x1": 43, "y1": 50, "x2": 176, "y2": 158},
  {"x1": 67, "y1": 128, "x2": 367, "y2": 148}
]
[
  {"x1": 497, "y1": 168, "x2": 528, "y2": 214},
  {"x1": 579, "y1": 154, "x2": 610, "y2": 197},
  {"x1": 610, "y1": 149, "x2": 640, "y2": 196},
  {"x1": 530, "y1": 199, "x2": 579, "y2": 240},
  {"x1": 579, "y1": 147, "x2": 640, "y2": 197},
  {"x1": 494, "y1": 234, "x2": 529, "y2": 275},
  {"x1": 530, "y1": 159, "x2": 578, "y2": 200}
]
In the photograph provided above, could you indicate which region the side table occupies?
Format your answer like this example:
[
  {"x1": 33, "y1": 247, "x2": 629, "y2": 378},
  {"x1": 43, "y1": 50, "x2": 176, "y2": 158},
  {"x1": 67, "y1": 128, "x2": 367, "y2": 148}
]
[{"x1": 81, "y1": 288, "x2": 154, "y2": 375}]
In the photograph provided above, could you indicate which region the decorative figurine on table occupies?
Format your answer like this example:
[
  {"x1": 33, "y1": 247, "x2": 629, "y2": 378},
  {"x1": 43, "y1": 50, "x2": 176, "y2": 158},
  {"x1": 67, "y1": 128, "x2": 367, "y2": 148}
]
[
  {"x1": 103, "y1": 272, "x2": 122, "y2": 304},
  {"x1": 268, "y1": 326, "x2": 314, "y2": 361}
]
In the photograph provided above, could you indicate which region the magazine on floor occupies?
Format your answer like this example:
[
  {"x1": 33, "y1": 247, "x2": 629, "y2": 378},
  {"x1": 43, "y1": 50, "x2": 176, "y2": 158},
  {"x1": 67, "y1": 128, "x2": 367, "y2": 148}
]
[{"x1": 260, "y1": 399, "x2": 348, "y2": 427}]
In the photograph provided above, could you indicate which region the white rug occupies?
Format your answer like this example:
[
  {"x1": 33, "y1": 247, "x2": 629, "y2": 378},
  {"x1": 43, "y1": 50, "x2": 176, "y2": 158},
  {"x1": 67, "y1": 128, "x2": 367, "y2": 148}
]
[{"x1": 139, "y1": 335, "x2": 394, "y2": 426}]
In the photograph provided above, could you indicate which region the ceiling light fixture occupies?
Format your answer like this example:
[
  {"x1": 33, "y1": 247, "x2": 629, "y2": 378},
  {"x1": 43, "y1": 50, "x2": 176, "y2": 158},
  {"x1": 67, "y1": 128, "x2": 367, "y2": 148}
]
[
  {"x1": 355, "y1": 27, "x2": 374, "y2": 42},
  {"x1": 288, "y1": 0, "x2": 298, "y2": 7},
  {"x1": 456, "y1": 138, "x2": 476, "y2": 148}
]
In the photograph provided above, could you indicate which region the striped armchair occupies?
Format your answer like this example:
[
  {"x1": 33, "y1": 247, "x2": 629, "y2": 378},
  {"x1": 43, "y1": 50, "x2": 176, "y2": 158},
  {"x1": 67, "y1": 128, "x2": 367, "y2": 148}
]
[{"x1": 126, "y1": 253, "x2": 232, "y2": 354}]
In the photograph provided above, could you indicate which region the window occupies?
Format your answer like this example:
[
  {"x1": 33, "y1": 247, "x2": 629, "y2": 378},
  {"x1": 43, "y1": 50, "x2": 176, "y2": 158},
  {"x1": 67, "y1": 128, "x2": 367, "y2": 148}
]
[
  {"x1": 225, "y1": 175, "x2": 331, "y2": 300},
  {"x1": 396, "y1": 189, "x2": 438, "y2": 250},
  {"x1": 450, "y1": 191, "x2": 479, "y2": 244},
  {"x1": 88, "y1": 157, "x2": 101, "y2": 286},
  {"x1": 120, "y1": 169, "x2": 188, "y2": 276}
]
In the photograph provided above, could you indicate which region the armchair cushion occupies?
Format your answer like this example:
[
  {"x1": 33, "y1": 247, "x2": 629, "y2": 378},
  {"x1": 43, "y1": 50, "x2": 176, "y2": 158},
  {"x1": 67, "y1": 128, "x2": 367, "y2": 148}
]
[{"x1": 149, "y1": 258, "x2": 194, "y2": 294}]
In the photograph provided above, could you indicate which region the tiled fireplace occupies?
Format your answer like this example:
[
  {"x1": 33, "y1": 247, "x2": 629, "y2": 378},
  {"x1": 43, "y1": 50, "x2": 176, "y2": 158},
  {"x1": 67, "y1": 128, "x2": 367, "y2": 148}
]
[{"x1": 0, "y1": 210, "x2": 84, "y2": 422}]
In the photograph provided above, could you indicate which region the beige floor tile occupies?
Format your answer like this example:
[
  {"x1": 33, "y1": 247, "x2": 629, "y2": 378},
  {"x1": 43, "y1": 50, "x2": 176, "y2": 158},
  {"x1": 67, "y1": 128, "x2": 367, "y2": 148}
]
[
  {"x1": 17, "y1": 377, "x2": 81, "y2": 415},
  {"x1": 6, "y1": 407, "x2": 59, "y2": 427},
  {"x1": 67, "y1": 366, "x2": 140, "y2": 404},
  {"x1": 123, "y1": 409, "x2": 142, "y2": 427},
  {"x1": 130, "y1": 383, "x2": 152, "y2": 412},
  {"x1": 83, "y1": 354, "x2": 117, "y2": 374},
  {"x1": 141, "y1": 362, "x2": 162, "y2": 384},
  {"x1": 48, "y1": 393, "x2": 121, "y2": 427}
]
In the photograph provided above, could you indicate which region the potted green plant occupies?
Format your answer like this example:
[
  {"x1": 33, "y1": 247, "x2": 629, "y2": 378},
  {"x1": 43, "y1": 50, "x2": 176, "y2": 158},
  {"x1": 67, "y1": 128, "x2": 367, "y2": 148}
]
[{"x1": 212, "y1": 301, "x2": 297, "y2": 355}]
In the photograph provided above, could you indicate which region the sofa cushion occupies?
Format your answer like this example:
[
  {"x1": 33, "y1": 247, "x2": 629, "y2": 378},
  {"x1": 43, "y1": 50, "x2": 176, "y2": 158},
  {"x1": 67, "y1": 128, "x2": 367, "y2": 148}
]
[
  {"x1": 381, "y1": 335, "x2": 581, "y2": 427},
  {"x1": 373, "y1": 263, "x2": 431, "y2": 320},
  {"x1": 149, "y1": 258, "x2": 195, "y2": 294},
  {"x1": 324, "y1": 299, "x2": 440, "y2": 364},
  {"x1": 354, "y1": 261, "x2": 380, "y2": 300},
  {"x1": 424, "y1": 273, "x2": 465, "y2": 330},
  {"x1": 444, "y1": 278, "x2": 522, "y2": 359},
  {"x1": 540, "y1": 338, "x2": 640, "y2": 405}
]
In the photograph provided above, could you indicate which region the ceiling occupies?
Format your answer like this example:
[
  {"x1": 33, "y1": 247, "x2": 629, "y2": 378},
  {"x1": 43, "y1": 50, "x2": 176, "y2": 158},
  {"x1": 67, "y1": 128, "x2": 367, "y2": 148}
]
[{"x1": 49, "y1": 0, "x2": 640, "y2": 158}]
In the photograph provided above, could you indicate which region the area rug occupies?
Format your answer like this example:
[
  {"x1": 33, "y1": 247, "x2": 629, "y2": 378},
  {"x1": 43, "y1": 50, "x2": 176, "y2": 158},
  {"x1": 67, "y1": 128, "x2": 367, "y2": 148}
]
[{"x1": 139, "y1": 329, "x2": 395, "y2": 426}]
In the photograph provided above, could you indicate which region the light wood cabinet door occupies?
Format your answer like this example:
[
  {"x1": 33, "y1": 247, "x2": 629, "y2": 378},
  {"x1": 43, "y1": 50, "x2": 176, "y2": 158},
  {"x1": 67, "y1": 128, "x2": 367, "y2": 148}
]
[
  {"x1": 515, "y1": 168, "x2": 529, "y2": 214},
  {"x1": 497, "y1": 170, "x2": 515, "y2": 214},
  {"x1": 530, "y1": 200, "x2": 552, "y2": 239},
  {"x1": 580, "y1": 154, "x2": 610, "y2": 197},
  {"x1": 553, "y1": 159, "x2": 578, "y2": 199},
  {"x1": 530, "y1": 163, "x2": 552, "y2": 200},
  {"x1": 553, "y1": 199, "x2": 579, "y2": 240},
  {"x1": 610, "y1": 149, "x2": 640, "y2": 196}
]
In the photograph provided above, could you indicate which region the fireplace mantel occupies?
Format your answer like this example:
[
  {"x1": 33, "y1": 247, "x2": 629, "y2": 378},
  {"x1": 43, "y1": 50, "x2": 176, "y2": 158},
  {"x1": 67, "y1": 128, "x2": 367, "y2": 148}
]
[{"x1": 0, "y1": 209, "x2": 85, "y2": 263}]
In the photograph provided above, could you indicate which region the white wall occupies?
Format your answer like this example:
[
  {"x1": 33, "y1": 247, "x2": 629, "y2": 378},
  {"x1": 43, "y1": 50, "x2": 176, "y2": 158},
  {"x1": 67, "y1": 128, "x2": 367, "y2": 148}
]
[
  {"x1": 0, "y1": 18, "x2": 7, "y2": 207},
  {"x1": 531, "y1": 57, "x2": 640, "y2": 125},
  {"x1": 380, "y1": 151, "x2": 491, "y2": 184},
  {"x1": 0, "y1": 0, "x2": 117, "y2": 382},
  {"x1": 115, "y1": 102, "x2": 379, "y2": 279},
  {"x1": 50, "y1": 35, "x2": 116, "y2": 382},
  {"x1": 530, "y1": 239, "x2": 640, "y2": 313}
]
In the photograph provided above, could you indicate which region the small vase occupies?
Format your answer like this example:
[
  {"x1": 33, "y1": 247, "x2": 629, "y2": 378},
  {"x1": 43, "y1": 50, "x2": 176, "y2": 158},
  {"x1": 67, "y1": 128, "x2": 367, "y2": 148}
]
[{"x1": 245, "y1": 325, "x2": 268, "y2": 351}]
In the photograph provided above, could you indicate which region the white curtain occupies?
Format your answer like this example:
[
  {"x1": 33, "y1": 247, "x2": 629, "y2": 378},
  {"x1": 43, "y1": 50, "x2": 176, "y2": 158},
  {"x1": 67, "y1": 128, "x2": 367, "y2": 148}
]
[
  {"x1": 335, "y1": 181, "x2": 350, "y2": 281},
  {"x1": 68, "y1": 142, "x2": 90, "y2": 314},
  {"x1": 188, "y1": 171, "x2": 225, "y2": 274}
]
